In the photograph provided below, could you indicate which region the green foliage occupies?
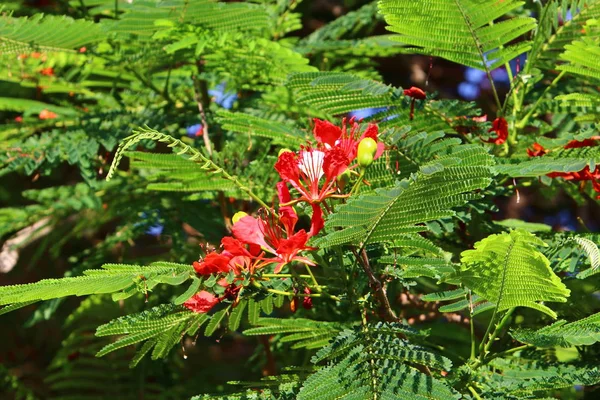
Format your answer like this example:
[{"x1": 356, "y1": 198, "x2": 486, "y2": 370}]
[
  {"x1": 457, "y1": 229, "x2": 570, "y2": 318},
  {"x1": 297, "y1": 323, "x2": 458, "y2": 400},
  {"x1": 2, "y1": 0, "x2": 600, "y2": 399},
  {"x1": 316, "y1": 136, "x2": 493, "y2": 248},
  {"x1": 0, "y1": 262, "x2": 193, "y2": 305},
  {"x1": 511, "y1": 312, "x2": 600, "y2": 347},
  {"x1": 0, "y1": 13, "x2": 104, "y2": 55},
  {"x1": 379, "y1": 0, "x2": 536, "y2": 71}
]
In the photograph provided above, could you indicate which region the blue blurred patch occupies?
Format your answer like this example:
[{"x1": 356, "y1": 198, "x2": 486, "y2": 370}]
[
  {"x1": 458, "y1": 82, "x2": 480, "y2": 100},
  {"x1": 209, "y1": 83, "x2": 237, "y2": 109},
  {"x1": 186, "y1": 123, "x2": 203, "y2": 137},
  {"x1": 464, "y1": 68, "x2": 486, "y2": 84},
  {"x1": 348, "y1": 107, "x2": 387, "y2": 120}
]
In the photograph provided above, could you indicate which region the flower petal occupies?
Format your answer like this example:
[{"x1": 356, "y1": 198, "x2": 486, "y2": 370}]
[
  {"x1": 313, "y1": 118, "x2": 342, "y2": 147},
  {"x1": 183, "y1": 291, "x2": 219, "y2": 313}
]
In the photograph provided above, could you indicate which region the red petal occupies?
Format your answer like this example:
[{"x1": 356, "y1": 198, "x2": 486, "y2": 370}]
[
  {"x1": 564, "y1": 137, "x2": 600, "y2": 149},
  {"x1": 309, "y1": 204, "x2": 324, "y2": 236},
  {"x1": 404, "y1": 87, "x2": 426, "y2": 100},
  {"x1": 279, "y1": 206, "x2": 298, "y2": 235},
  {"x1": 194, "y1": 252, "x2": 231, "y2": 276},
  {"x1": 277, "y1": 181, "x2": 291, "y2": 204},
  {"x1": 275, "y1": 151, "x2": 300, "y2": 183},
  {"x1": 322, "y1": 147, "x2": 349, "y2": 181},
  {"x1": 313, "y1": 118, "x2": 342, "y2": 147},
  {"x1": 362, "y1": 124, "x2": 379, "y2": 141},
  {"x1": 221, "y1": 236, "x2": 251, "y2": 257},
  {"x1": 232, "y1": 215, "x2": 271, "y2": 251},
  {"x1": 183, "y1": 291, "x2": 219, "y2": 313},
  {"x1": 484, "y1": 117, "x2": 508, "y2": 145},
  {"x1": 276, "y1": 230, "x2": 309, "y2": 258}
]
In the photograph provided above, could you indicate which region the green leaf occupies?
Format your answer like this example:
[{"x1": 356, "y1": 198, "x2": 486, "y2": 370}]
[
  {"x1": 0, "y1": 14, "x2": 104, "y2": 55},
  {"x1": 458, "y1": 229, "x2": 570, "y2": 318},
  {"x1": 204, "y1": 308, "x2": 229, "y2": 336},
  {"x1": 379, "y1": 0, "x2": 536, "y2": 71},
  {"x1": 228, "y1": 300, "x2": 247, "y2": 332},
  {"x1": 174, "y1": 277, "x2": 202, "y2": 305},
  {"x1": 511, "y1": 312, "x2": 600, "y2": 347}
]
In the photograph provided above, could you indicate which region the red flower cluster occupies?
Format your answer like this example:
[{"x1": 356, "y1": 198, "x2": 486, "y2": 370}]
[
  {"x1": 184, "y1": 196, "x2": 317, "y2": 314},
  {"x1": 274, "y1": 118, "x2": 384, "y2": 231},
  {"x1": 185, "y1": 118, "x2": 385, "y2": 314},
  {"x1": 527, "y1": 137, "x2": 600, "y2": 199}
]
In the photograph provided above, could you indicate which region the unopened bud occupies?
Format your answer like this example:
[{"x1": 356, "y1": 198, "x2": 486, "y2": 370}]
[
  {"x1": 278, "y1": 148, "x2": 293, "y2": 157},
  {"x1": 357, "y1": 137, "x2": 377, "y2": 168},
  {"x1": 232, "y1": 211, "x2": 248, "y2": 224}
]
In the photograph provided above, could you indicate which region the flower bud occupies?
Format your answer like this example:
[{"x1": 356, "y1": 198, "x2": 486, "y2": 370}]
[
  {"x1": 232, "y1": 211, "x2": 248, "y2": 225},
  {"x1": 357, "y1": 137, "x2": 377, "y2": 168},
  {"x1": 302, "y1": 287, "x2": 313, "y2": 310},
  {"x1": 278, "y1": 148, "x2": 293, "y2": 157},
  {"x1": 337, "y1": 168, "x2": 352, "y2": 190}
]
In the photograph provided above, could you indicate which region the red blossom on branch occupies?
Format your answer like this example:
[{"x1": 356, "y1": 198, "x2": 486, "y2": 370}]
[
  {"x1": 404, "y1": 86, "x2": 426, "y2": 120},
  {"x1": 312, "y1": 118, "x2": 385, "y2": 163},
  {"x1": 527, "y1": 138, "x2": 600, "y2": 199},
  {"x1": 483, "y1": 117, "x2": 508, "y2": 145},
  {"x1": 275, "y1": 146, "x2": 348, "y2": 205},
  {"x1": 183, "y1": 291, "x2": 220, "y2": 313}
]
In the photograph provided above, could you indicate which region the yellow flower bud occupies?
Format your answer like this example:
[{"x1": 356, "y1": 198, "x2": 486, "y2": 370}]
[{"x1": 232, "y1": 211, "x2": 248, "y2": 225}]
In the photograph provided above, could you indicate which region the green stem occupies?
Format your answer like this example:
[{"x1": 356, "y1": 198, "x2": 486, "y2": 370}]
[
  {"x1": 467, "y1": 385, "x2": 483, "y2": 400},
  {"x1": 479, "y1": 308, "x2": 515, "y2": 362},
  {"x1": 454, "y1": 0, "x2": 502, "y2": 112},
  {"x1": 350, "y1": 170, "x2": 366, "y2": 196},
  {"x1": 262, "y1": 274, "x2": 312, "y2": 279},
  {"x1": 127, "y1": 68, "x2": 172, "y2": 105},
  {"x1": 264, "y1": 288, "x2": 340, "y2": 302},
  {"x1": 483, "y1": 308, "x2": 515, "y2": 356},
  {"x1": 517, "y1": 71, "x2": 566, "y2": 129},
  {"x1": 468, "y1": 290, "x2": 477, "y2": 360},
  {"x1": 305, "y1": 265, "x2": 321, "y2": 292},
  {"x1": 485, "y1": 344, "x2": 532, "y2": 362}
]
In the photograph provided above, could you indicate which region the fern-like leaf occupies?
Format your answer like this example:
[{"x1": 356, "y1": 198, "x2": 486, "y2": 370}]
[
  {"x1": 457, "y1": 229, "x2": 570, "y2": 318},
  {"x1": 511, "y1": 312, "x2": 600, "y2": 347},
  {"x1": 315, "y1": 144, "x2": 493, "y2": 248},
  {"x1": 0, "y1": 14, "x2": 104, "y2": 55},
  {"x1": 378, "y1": 0, "x2": 536, "y2": 70}
]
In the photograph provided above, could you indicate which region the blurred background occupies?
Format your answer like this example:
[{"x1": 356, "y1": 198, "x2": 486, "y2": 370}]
[{"x1": 1, "y1": 0, "x2": 598, "y2": 399}]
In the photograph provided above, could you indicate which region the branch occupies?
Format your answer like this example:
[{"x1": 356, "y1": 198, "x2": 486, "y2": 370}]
[
  {"x1": 352, "y1": 248, "x2": 399, "y2": 323},
  {"x1": 192, "y1": 75, "x2": 212, "y2": 156}
]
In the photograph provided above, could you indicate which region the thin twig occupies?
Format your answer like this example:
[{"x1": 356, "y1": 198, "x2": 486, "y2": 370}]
[
  {"x1": 192, "y1": 75, "x2": 212, "y2": 155},
  {"x1": 352, "y1": 248, "x2": 399, "y2": 323}
]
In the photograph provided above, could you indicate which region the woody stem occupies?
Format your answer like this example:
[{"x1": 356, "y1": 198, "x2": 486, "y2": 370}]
[{"x1": 352, "y1": 247, "x2": 399, "y2": 324}]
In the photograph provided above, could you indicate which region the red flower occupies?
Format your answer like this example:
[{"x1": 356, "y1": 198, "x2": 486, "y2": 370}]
[
  {"x1": 312, "y1": 118, "x2": 385, "y2": 163},
  {"x1": 403, "y1": 87, "x2": 426, "y2": 100},
  {"x1": 275, "y1": 146, "x2": 348, "y2": 205},
  {"x1": 527, "y1": 137, "x2": 600, "y2": 199},
  {"x1": 527, "y1": 143, "x2": 547, "y2": 157},
  {"x1": 14, "y1": 116, "x2": 23, "y2": 123},
  {"x1": 232, "y1": 209, "x2": 316, "y2": 273},
  {"x1": 564, "y1": 136, "x2": 600, "y2": 149},
  {"x1": 193, "y1": 252, "x2": 232, "y2": 276},
  {"x1": 404, "y1": 87, "x2": 426, "y2": 121},
  {"x1": 302, "y1": 287, "x2": 313, "y2": 310},
  {"x1": 183, "y1": 291, "x2": 220, "y2": 313},
  {"x1": 39, "y1": 67, "x2": 54, "y2": 76},
  {"x1": 484, "y1": 117, "x2": 508, "y2": 145},
  {"x1": 39, "y1": 109, "x2": 57, "y2": 120}
]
